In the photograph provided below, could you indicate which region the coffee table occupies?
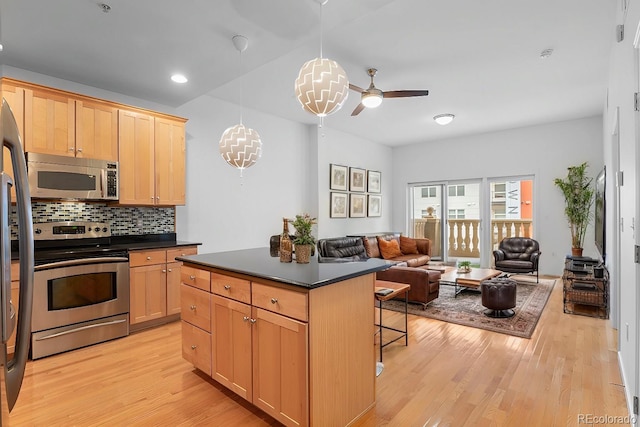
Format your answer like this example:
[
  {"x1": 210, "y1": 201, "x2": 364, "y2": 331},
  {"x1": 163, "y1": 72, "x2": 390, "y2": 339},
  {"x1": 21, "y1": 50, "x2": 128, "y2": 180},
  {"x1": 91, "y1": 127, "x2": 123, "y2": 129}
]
[{"x1": 439, "y1": 268, "x2": 502, "y2": 297}]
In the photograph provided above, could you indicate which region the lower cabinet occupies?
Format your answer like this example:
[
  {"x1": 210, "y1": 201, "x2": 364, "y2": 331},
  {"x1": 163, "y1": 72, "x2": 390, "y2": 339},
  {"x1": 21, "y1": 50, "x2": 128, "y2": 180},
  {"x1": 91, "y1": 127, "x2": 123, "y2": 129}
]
[
  {"x1": 129, "y1": 246, "x2": 197, "y2": 326},
  {"x1": 181, "y1": 265, "x2": 374, "y2": 427}
]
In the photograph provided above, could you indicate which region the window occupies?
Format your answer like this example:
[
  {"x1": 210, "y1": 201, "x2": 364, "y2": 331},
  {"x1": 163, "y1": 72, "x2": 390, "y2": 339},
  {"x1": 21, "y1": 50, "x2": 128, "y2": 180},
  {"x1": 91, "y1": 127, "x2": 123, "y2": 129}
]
[
  {"x1": 448, "y1": 209, "x2": 465, "y2": 219},
  {"x1": 492, "y1": 183, "x2": 506, "y2": 200},
  {"x1": 421, "y1": 186, "x2": 436, "y2": 198},
  {"x1": 448, "y1": 185, "x2": 465, "y2": 197}
]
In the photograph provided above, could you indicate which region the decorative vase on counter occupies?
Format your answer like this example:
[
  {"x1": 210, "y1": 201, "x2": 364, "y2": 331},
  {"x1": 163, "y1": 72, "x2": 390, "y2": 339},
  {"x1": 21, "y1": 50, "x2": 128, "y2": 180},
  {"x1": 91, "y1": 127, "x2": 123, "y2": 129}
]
[
  {"x1": 269, "y1": 235, "x2": 280, "y2": 257},
  {"x1": 295, "y1": 244, "x2": 313, "y2": 264},
  {"x1": 279, "y1": 218, "x2": 292, "y2": 263}
]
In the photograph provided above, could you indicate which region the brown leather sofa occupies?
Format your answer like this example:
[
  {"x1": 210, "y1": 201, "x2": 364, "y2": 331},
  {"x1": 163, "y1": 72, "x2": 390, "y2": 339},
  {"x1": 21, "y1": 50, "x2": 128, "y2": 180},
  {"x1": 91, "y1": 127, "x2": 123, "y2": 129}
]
[{"x1": 317, "y1": 235, "x2": 441, "y2": 308}]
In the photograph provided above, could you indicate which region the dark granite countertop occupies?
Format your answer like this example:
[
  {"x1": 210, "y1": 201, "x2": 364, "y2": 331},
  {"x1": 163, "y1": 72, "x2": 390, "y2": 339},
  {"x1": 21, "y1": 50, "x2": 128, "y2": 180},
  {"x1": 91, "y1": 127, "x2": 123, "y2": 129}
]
[{"x1": 177, "y1": 247, "x2": 393, "y2": 289}]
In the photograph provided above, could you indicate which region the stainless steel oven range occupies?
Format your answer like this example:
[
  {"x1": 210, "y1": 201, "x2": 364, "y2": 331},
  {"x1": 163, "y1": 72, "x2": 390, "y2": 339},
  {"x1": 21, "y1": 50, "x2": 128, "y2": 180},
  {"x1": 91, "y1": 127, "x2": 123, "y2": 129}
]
[{"x1": 31, "y1": 221, "x2": 129, "y2": 359}]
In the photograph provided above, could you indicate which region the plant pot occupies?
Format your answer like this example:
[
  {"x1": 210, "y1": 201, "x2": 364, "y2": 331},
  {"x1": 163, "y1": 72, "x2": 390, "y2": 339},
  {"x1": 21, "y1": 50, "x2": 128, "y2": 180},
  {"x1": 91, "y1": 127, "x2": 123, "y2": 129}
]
[
  {"x1": 458, "y1": 266, "x2": 471, "y2": 274},
  {"x1": 295, "y1": 244, "x2": 313, "y2": 264},
  {"x1": 571, "y1": 247, "x2": 583, "y2": 257}
]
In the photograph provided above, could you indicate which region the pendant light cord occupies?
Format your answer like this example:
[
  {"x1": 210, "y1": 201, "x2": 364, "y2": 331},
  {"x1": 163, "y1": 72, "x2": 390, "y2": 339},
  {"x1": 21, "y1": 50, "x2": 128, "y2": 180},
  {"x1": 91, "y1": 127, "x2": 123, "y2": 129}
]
[
  {"x1": 239, "y1": 48, "x2": 244, "y2": 125},
  {"x1": 319, "y1": 1, "x2": 323, "y2": 59}
]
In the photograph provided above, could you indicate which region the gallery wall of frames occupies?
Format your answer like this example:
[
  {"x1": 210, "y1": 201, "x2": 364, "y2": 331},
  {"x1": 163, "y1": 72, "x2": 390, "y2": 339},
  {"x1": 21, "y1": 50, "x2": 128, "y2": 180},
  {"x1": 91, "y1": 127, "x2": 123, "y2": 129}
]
[{"x1": 329, "y1": 164, "x2": 381, "y2": 218}]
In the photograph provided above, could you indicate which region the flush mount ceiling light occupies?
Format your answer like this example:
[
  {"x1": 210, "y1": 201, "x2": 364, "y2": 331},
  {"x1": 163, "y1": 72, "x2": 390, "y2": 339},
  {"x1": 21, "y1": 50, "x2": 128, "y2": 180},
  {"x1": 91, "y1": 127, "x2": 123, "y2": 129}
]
[
  {"x1": 98, "y1": 3, "x2": 111, "y2": 13},
  {"x1": 219, "y1": 35, "x2": 262, "y2": 176},
  {"x1": 434, "y1": 113, "x2": 455, "y2": 125},
  {"x1": 294, "y1": 0, "x2": 349, "y2": 121},
  {"x1": 170, "y1": 74, "x2": 188, "y2": 84},
  {"x1": 361, "y1": 88, "x2": 383, "y2": 108}
]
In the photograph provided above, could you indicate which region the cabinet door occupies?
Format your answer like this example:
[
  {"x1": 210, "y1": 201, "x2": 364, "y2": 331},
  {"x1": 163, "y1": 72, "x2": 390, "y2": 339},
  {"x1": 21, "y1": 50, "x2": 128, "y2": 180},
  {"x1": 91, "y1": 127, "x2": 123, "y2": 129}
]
[
  {"x1": 166, "y1": 261, "x2": 182, "y2": 316},
  {"x1": 211, "y1": 295, "x2": 252, "y2": 400},
  {"x1": 1, "y1": 80, "x2": 25, "y2": 202},
  {"x1": 154, "y1": 117, "x2": 186, "y2": 205},
  {"x1": 129, "y1": 264, "x2": 167, "y2": 324},
  {"x1": 24, "y1": 87, "x2": 75, "y2": 156},
  {"x1": 118, "y1": 109, "x2": 155, "y2": 205},
  {"x1": 182, "y1": 321, "x2": 211, "y2": 376},
  {"x1": 75, "y1": 98, "x2": 118, "y2": 161},
  {"x1": 252, "y1": 307, "x2": 308, "y2": 426}
]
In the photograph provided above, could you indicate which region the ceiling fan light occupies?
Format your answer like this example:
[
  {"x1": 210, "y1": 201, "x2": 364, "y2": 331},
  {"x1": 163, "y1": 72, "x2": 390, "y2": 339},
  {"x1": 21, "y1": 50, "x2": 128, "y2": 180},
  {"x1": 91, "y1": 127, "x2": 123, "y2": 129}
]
[
  {"x1": 361, "y1": 92, "x2": 383, "y2": 108},
  {"x1": 434, "y1": 113, "x2": 455, "y2": 125},
  {"x1": 294, "y1": 57, "x2": 349, "y2": 117}
]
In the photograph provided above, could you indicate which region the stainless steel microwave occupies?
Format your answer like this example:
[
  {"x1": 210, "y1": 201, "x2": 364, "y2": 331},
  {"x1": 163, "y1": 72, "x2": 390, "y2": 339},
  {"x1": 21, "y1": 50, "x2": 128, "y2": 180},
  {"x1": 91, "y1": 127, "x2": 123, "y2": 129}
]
[{"x1": 26, "y1": 152, "x2": 119, "y2": 201}]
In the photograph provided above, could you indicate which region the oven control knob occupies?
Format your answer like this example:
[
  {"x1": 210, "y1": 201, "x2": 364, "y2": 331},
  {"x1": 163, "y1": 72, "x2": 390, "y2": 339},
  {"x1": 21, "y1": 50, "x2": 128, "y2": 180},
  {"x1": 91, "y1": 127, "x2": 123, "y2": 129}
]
[
  {"x1": 102, "y1": 227, "x2": 108, "y2": 232},
  {"x1": 34, "y1": 228, "x2": 42, "y2": 234},
  {"x1": 94, "y1": 227, "x2": 100, "y2": 232}
]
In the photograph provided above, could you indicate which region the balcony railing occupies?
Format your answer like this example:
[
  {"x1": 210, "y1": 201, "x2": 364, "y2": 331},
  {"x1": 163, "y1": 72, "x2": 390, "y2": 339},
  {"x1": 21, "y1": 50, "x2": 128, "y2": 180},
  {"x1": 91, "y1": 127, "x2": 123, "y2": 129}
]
[{"x1": 413, "y1": 218, "x2": 533, "y2": 258}]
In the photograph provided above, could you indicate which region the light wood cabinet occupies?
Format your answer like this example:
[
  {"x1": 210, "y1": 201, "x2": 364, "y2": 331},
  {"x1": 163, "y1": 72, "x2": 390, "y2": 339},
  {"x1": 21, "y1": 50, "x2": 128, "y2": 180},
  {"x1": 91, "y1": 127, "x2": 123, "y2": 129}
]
[
  {"x1": 129, "y1": 246, "x2": 198, "y2": 326},
  {"x1": 181, "y1": 263, "x2": 376, "y2": 427},
  {"x1": 183, "y1": 268, "x2": 309, "y2": 427},
  {"x1": 2, "y1": 80, "x2": 25, "y2": 202},
  {"x1": 118, "y1": 109, "x2": 186, "y2": 206},
  {"x1": 23, "y1": 85, "x2": 75, "y2": 157},
  {"x1": 182, "y1": 321, "x2": 211, "y2": 376},
  {"x1": 75, "y1": 98, "x2": 118, "y2": 161}
]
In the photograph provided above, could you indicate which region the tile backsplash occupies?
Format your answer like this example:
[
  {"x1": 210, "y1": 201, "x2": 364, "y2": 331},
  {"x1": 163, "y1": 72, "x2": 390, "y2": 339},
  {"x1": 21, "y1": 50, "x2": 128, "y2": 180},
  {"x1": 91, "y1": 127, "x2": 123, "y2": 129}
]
[{"x1": 10, "y1": 202, "x2": 175, "y2": 238}]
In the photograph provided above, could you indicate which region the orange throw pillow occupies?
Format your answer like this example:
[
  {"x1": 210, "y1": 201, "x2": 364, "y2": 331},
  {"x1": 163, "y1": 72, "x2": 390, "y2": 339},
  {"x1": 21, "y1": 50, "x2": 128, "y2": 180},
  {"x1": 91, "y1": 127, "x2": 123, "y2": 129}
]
[
  {"x1": 399, "y1": 236, "x2": 419, "y2": 255},
  {"x1": 377, "y1": 237, "x2": 403, "y2": 259}
]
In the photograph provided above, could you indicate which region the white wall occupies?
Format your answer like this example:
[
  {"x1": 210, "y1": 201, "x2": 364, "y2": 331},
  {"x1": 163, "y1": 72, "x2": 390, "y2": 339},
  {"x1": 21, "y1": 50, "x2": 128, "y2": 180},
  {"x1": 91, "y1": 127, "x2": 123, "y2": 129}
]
[
  {"x1": 603, "y1": 0, "x2": 640, "y2": 417},
  {"x1": 174, "y1": 95, "x2": 310, "y2": 253},
  {"x1": 315, "y1": 125, "x2": 393, "y2": 238},
  {"x1": 391, "y1": 116, "x2": 604, "y2": 276}
]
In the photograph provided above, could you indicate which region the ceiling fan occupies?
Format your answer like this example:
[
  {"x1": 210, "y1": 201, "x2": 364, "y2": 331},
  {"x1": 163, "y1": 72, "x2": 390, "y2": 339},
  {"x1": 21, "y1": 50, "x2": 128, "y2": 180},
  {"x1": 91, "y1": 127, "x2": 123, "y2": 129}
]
[{"x1": 348, "y1": 68, "x2": 429, "y2": 116}]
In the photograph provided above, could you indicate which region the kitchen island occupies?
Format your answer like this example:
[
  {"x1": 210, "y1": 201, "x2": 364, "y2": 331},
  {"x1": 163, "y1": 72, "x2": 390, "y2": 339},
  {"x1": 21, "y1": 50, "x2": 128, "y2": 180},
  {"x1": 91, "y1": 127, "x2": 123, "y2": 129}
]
[{"x1": 177, "y1": 248, "x2": 392, "y2": 427}]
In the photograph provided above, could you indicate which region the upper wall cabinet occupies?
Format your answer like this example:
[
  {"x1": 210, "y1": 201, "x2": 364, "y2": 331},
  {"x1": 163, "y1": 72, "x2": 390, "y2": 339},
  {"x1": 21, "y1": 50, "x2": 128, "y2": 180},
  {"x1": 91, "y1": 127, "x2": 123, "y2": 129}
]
[
  {"x1": 1, "y1": 80, "x2": 26, "y2": 201},
  {"x1": 75, "y1": 99, "x2": 118, "y2": 161},
  {"x1": 118, "y1": 109, "x2": 186, "y2": 206},
  {"x1": 23, "y1": 85, "x2": 76, "y2": 157}
]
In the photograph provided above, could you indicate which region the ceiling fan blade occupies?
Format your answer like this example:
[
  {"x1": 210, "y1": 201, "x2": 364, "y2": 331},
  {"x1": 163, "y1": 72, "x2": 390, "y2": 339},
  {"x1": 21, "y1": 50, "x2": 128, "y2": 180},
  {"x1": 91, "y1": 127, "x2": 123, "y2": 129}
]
[
  {"x1": 351, "y1": 103, "x2": 366, "y2": 116},
  {"x1": 383, "y1": 90, "x2": 429, "y2": 98},
  {"x1": 349, "y1": 83, "x2": 365, "y2": 93}
]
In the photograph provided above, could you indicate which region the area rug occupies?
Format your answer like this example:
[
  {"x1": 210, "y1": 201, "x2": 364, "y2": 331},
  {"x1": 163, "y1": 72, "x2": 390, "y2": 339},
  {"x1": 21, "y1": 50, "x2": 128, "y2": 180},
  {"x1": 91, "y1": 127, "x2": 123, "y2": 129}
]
[{"x1": 381, "y1": 275, "x2": 557, "y2": 338}]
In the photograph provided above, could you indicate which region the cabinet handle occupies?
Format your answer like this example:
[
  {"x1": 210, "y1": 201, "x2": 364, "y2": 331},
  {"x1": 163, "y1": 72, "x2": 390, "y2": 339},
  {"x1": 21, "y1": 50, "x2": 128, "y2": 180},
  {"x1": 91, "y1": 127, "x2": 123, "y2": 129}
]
[
  {"x1": 68, "y1": 147, "x2": 74, "y2": 152},
  {"x1": 190, "y1": 305, "x2": 196, "y2": 311},
  {"x1": 250, "y1": 318, "x2": 257, "y2": 324},
  {"x1": 189, "y1": 275, "x2": 195, "y2": 280},
  {"x1": 162, "y1": 269, "x2": 166, "y2": 273},
  {"x1": 224, "y1": 285, "x2": 231, "y2": 290},
  {"x1": 270, "y1": 298, "x2": 278, "y2": 304},
  {"x1": 168, "y1": 268, "x2": 172, "y2": 272},
  {"x1": 156, "y1": 196, "x2": 160, "y2": 200},
  {"x1": 76, "y1": 148, "x2": 83, "y2": 153},
  {"x1": 191, "y1": 345, "x2": 197, "y2": 350},
  {"x1": 146, "y1": 256, "x2": 151, "y2": 260},
  {"x1": 243, "y1": 316, "x2": 250, "y2": 322}
]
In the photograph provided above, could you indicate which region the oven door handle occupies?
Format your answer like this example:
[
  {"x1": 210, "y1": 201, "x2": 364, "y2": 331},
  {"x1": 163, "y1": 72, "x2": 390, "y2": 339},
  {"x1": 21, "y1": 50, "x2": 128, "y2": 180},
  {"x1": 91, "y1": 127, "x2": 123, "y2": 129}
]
[{"x1": 35, "y1": 257, "x2": 129, "y2": 270}]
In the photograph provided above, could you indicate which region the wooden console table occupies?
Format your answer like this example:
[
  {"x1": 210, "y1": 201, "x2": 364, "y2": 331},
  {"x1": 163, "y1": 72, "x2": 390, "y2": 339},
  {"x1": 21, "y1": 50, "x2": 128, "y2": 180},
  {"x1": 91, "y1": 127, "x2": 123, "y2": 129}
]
[{"x1": 562, "y1": 258, "x2": 609, "y2": 319}]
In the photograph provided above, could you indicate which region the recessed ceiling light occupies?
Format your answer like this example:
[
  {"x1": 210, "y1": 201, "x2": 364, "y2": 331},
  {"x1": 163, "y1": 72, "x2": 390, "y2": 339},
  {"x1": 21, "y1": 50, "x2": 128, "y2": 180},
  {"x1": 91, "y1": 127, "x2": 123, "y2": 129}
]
[
  {"x1": 434, "y1": 114, "x2": 455, "y2": 125},
  {"x1": 171, "y1": 74, "x2": 188, "y2": 84}
]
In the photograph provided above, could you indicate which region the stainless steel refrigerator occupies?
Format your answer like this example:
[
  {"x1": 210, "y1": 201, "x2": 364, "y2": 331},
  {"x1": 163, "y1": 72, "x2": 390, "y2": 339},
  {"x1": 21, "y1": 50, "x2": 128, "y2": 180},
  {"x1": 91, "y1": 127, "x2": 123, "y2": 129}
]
[{"x1": 0, "y1": 99, "x2": 34, "y2": 424}]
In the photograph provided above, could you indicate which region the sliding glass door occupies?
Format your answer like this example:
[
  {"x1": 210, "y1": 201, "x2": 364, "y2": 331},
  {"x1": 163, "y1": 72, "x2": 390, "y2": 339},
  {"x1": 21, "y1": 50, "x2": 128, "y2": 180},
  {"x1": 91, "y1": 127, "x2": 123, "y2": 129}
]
[{"x1": 409, "y1": 175, "x2": 534, "y2": 267}]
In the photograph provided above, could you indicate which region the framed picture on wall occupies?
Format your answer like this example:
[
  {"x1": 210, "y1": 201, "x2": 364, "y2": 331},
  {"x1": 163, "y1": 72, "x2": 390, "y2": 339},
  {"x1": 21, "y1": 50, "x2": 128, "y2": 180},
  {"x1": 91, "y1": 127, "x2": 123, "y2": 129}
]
[
  {"x1": 367, "y1": 170, "x2": 381, "y2": 193},
  {"x1": 330, "y1": 164, "x2": 348, "y2": 191},
  {"x1": 349, "y1": 194, "x2": 366, "y2": 217},
  {"x1": 349, "y1": 167, "x2": 366, "y2": 192},
  {"x1": 368, "y1": 195, "x2": 382, "y2": 217},
  {"x1": 330, "y1": 192, "x2": 348, "y2": 218}
]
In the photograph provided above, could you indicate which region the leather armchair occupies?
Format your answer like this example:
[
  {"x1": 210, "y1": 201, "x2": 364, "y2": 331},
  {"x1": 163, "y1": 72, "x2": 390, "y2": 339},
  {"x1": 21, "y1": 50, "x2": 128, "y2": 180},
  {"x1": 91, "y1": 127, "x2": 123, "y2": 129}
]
[{"x1": 493, "y1": 237, "x2": 541, "y2": 282}]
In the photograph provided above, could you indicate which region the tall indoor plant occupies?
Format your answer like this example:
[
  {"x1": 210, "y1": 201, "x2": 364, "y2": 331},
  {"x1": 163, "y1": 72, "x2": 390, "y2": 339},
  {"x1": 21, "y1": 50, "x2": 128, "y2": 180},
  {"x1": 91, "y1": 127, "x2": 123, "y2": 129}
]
[
  {"x1": 291, "y1": 213, "x2": 317, "y2": 263},
  {"x1": 554, "y1": 162, "x2": 594, "y2": 256}
]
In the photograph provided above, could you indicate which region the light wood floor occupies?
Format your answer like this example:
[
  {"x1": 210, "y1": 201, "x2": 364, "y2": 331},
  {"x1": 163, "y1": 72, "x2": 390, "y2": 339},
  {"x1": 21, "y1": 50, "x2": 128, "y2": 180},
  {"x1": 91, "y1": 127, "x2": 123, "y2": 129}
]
[{"x1": 9, "y1": 278, "x2": 628, "y2": 426}]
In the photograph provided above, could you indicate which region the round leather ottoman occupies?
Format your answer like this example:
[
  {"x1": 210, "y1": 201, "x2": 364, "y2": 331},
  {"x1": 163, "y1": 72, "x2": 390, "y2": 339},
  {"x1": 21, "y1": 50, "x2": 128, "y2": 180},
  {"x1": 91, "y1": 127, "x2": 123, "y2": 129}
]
[{"x1": 481, "y1": 278, "x2": 517, "y2": 318}]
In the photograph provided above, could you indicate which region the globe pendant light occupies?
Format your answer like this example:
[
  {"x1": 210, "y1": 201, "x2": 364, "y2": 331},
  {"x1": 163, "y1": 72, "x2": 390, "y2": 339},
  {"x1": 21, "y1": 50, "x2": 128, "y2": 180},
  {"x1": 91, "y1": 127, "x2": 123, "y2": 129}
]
[
  {"x1": 294, "y1": 0, "x2": 349, "y2": 119},
  {"x1": 219, "y1": 35, "x2": 262, "y2": 177}
]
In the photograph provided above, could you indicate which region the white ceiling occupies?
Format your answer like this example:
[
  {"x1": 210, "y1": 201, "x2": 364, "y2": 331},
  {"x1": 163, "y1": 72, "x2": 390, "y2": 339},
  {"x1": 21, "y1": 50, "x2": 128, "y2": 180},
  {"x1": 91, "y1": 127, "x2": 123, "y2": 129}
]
[{"x1": 0, "y1": 0, "x2": 616, "y2": 147}]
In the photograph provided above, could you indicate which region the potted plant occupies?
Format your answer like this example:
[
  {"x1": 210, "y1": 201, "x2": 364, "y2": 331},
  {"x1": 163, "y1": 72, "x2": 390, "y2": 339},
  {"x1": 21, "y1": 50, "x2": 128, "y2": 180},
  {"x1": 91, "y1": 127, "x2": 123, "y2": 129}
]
[
  {"x1": 554, "y1": 162, "x2": 594, "y2": 257},
  {"x1": 458, "y1": 260, "x2": 471, "y2": 273},
  {"x1": 291, "y1": 213, "x2": 317, "y2": 264}
]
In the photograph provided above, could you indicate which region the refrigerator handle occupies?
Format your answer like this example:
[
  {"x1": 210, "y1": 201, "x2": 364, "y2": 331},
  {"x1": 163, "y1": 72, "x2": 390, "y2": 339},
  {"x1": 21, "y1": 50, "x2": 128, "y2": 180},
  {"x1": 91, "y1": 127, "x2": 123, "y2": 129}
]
[
  {"x1": 0, "y1": 173, "x2": 13, "y2": 343},
  {"x1": 2, "y1": 100, "x2": 34, "y2": 411}
]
